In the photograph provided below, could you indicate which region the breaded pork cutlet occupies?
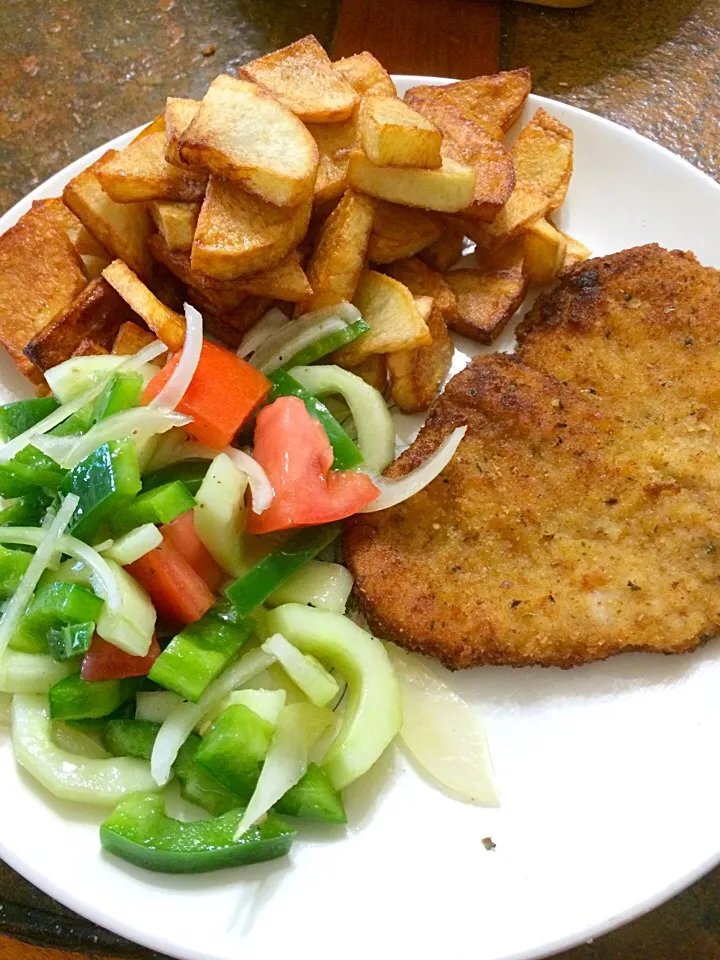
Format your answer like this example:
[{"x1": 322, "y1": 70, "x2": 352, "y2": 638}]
[{"x1": 344, "y1": 245, "x2": 720, "y2": 668}]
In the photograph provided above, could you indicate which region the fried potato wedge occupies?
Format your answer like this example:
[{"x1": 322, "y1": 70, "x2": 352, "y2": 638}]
[
  {"x1": 405, "y1": 69, "x2": 531, "y2": 134},
  {"x1": 333, "y1": 270, "x2": 432, "y2": 366},
  {"x1": 26, "y1": 277, "x2": 135, "y2": 371},
  {"x1": 446, "y1": 265, "x2": 528, "y2": 343},
  {"x1": 96, "y1": 133, "x2": 208, "y2": 203},
  {"x1": 187, "y1": 291, "x2": 273, "y2": 347},
  {"x1": 358, "y1": 95, "x2": 442, "y2": 169},
  {"x1": 63, "y1": 152, "x2": 154, "y2": 277},
  {"x1": 298, "y1": 190, "x2": 375, "y2": 314},
  {"x1": 102, "y1": 260, "x2": 185, "y2": 350},
  {"x1": 523, "y1": 218, "x2": 567, "y2": 284},
  {"x1": 191, "y1": 176, "x2": 311, "y2": 279},
  {"x1": 386, "y1": 256, "x2": 457, "y2": 318},
  {"x1": 72, "y1": 338, "x2": 109, "y2": 358},
  {"x1": 307, "y1": 116, "x2": 357, "y2": 203},
  {"x1": 33, "y1": 198, "x2": 110, "y2": 261},
  {"x1": 333, "y1": 52, "x2": 396, "y2": 97},
  {"x1": 112, "y1": 321, "x2": 155, "y2": 355},
  {"x1": 164, "y1": 98, "x2": 201, "y2": 166},
  {"x1": 368, "y1": 201, "x2": 443, "y2": 264},
  {"x1": 233, "y1": 253, "x2": 311, "y2": 301},
  {"x1": 149, "y1": 201, "x2": 200, "y2": 252},
  {"x1": 132, "y1": 115, "x2": 166, "y2": 144},
  {"x1": 240, "y1": 35, "x2": 358, "y2": 123},
  {"x1": 387, "y1": 300, "x2": 454, "y2": 412},
  {"x1": 348, "y1": 151, "x2": 475, "y2": 213},
  {"x1": 560, "y1": 231, "x2": 591, "y2": 271},
  {"x1": 419, "y1": 226, "x2": 465, "y2": 271},
  {"x1": 0, "y1": 205, "x2": 87, "y2": 385},
  {"x1": 346, "y1": 354, "x2": 388, "y2": 392},
  {"x1": 180, "y1": 75, "x2": 319, "y2": 207}
]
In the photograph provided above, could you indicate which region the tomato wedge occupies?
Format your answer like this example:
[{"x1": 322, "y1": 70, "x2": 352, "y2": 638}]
[
  {"x1": 142, "y1": 340, "x2": 270, "y2": 449},
  {"x1": 127, "y1": 539, "x2": 215, "y2": 626},
  {"x1": 81, "y1": 635, "x2": 161, "y2": 683},
  {"x1": 161, "y1": 510, "x2": 226, "y2": 593},
  {"x1": 247, "y1": 395, "x2": 379, "y2": 534}
]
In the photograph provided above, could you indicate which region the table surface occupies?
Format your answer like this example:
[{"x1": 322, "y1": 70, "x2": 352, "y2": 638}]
[{"x1": 1, "y1": 0, "x2": 720, "y2": 957}]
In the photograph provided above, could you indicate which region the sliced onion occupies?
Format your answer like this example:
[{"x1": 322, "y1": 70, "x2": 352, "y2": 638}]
[
  {"x1": 136, "y1": 690, "x2": 184, "y2": 724},
  {"x1": 262, "y1": 634, "x2": 339, "y2": 707},
  {"x1": 0, "y1": 693, "x2": 10, "y2": 725},
  {"x1": 361, "y1": 426, "x2": 467, "y2": 513},
  {"x1": 0, "y1": 494, "x2": 78, "y2": 659},
  {"x1": 237, "y1": 307, "x2": 289, "y2": 360},
  {"x1": 149, "y1": 303, "x2": 204, "y2": 411},
  {"x1": 250, "y1": 307, "x2": 358, "y2": 375},
  {"x1": 299, "y1": 302, "x2": 361, "y2": 325},
  {"x1": 150, "y1": 647, "x2": 275, "y2": 786},
  {"x1": 0, "y1": 528, "x2": 122, "y2": 613},
  {"x1": 222, "y1": 447, "x2": 274, "y2": 515},
  {"x1": 234, "y1": 702, "x2": 333, "y2": 839},
  {"x1": 386, "y1": 644, "x2": 498, "y2": 805}
]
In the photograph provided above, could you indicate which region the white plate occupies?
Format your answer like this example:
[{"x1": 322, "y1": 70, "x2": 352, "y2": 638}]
[{"x1": 1, "y1": 76, "x2": 720, "y2": 960}]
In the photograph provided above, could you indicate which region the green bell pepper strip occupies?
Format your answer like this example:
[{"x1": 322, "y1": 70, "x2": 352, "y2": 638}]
[
  {"x1": 0, "y1": 544, "x2": 31, "y2": 599},
  {"x1": 93, "y1": 372, "x2": 143, "y2": 423},
  {"x1": 49, "y1": 405, "x2": 95, "y2": 437},
  {"x1": 275, "y1": 762, "x2": 347, "y2": 823},
  {"x1": 194, "y1": 704, "x2": 274, "y2": 801},
  {"x1": 60, "y1": 439, "x2": 142, "y2": 541},
  {"x1": 109, "y1": 481, "x2": 195, "y2": 537},
  {"x1": 0, "y1": 446, "x2": 66, "y2": 498},
  {"x1": 0, "y1": 398, "x2": 60, "y2": 442},
  {"x1": 102, "y1": 718, "x2": 160, "y2": 759},
  {"x1": 9, "y1": 581, "x2": 103, "y2": 655},
  {"x1": 48, "y1": 674, "x2": 141, "y2": 721},
  {"x1": 0, "y1": 492, "x2": 52, "y2": 528},
  {"x1": 100, "y1": 793, "x2": 295, "y2": 874},
  {"x1": 268, "y1": 369, "x2": 363, "y2": 470},
  {"x1": 280, "y1": 319, "x2": 370, "y2": 370},
  {"x1": 141, "y1": 458, "x2": 211, "y2": 496},
  {"x1": 225, "y1": 524, "x2": 340, "y2": 618},
  {"x1": 148, "y1": 602, "x2": 253, "y2": 703},
  {"x1": 47, "y1": 621, "x2": 95, "y2": 662}
]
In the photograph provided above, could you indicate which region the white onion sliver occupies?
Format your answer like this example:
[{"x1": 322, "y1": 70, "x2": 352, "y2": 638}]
[
  {"x1": 149, "y1": 303, "x2": 203, "y2": 411},
  {"x1": 0, "y1": 494, "x2": 78, "y2": 659},
  {"x1": 222, "y1": 447, "x2": 274, "y2": 515},
  {"x1": 0, "y1": 529, "x2": 121, "y2": 613},
  {"x1": 361, "y1": 426, "x2": 467, "y2": 513},
  {"x1": 237, "y1": 308, "x2": 288, "y2": 360},
  {"x1": 136, "y1": 690, "x2": 184, "y2": 724},
  {"x1": 296, "y1": 302, "x2": 361, "y2": 325},
  {"x1": 150, "y1": 647, "x2": 275, "y2": 786},
  {"x1": 250, "y1": 306, "x2": 355, "y2": 375}
]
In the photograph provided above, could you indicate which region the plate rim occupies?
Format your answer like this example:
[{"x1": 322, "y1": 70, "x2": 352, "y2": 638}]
[{"x1": 1, "y1": 75, "x2": 720, "y2": 960}]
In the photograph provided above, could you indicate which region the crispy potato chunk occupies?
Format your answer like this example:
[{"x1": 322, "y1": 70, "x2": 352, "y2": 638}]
[
  {"x1": 387, "y1": 300, "x2": 454, "y2": 412},
  {"x1": 446, "y1": 266, "x2": 528, "y2": 343},
  {"x1": 102, "y1": 260, "x2": 185, "y2": 350},
  {"x1": 307, "y1": 116, "x2": 358, "y2": 203},
  {"x1": 72, "y1": 338, "x2": 109, "y2": 358},
  {"x1": 232, "y1": 252, "x2": 311, "y2": 301},
  {"x1": 240, "y1": 35, "x2": 359, "y2": 123},
  {"x1": 405, "y1": 69, "x2": 531, "y2": 135},
  {"x1": 419, "y1": 226, "x2": 465, "y2": 271},
  {"x1": 132, "y1": 115, "x2": 166, "y2": 143},
  {"x1": 187, "y1": 291, "x2": 274, "y2": 347},
  {"x1": 164, "y1": 98, "x2": 201, "y2": 166},
  {"x1": 358, "y1": 96, "x2": 442, "y2": 169},
  {"x1": 386, "y1": 256, "x2": 457, "y2": 318},
  {"x1": 348, "y1": 151, "x2": 475, "y2": 213},
  {"x1": 63, "y1": 152, "x2": 154, "y2": 277},
  {"x1": 560, "y1": 232, "x2": 592, "y2": 271},
  {"x1": 191, "y1": 176, "x2": 311, "y2": 280},
  {"x1": 0, "y1": 204, "x2": 87, "y2": 384},
  {"x1": 299, "y1": 190, "x2": 375, "y2": 314},
  {"x1": 33, "y1": 198, "x2": 110, "y2": 261},
  {"x1": 26, "y1": 277, "x2": 135, "y2": 371},
  {"x1": 333, "y1": 270, "x2": 432, "y2": 366},
  {"x1": 112, "y1": 321, "x2": 155, "y2": 355},
  {"x1": 180, "y1": 75, "x2": 319, "y2": 207},
  {"x1": 524, "y1": 218, "x2": 567, "y2": 284},
  {"x1": 149, "y1": 201, "x2": 200, "y2": 252},
  {"x1": 96, "y1": 133, "x2": 207, "y2": 203},
  {"x1": 333, "y1": 53, "x2": 396, "y2": 97},
  {"x1": 368, "y1": 202, "x2": 443, "y2": 264},
  {"x1": 346, "y1": 354, "x2": 388, "y2": 392}
]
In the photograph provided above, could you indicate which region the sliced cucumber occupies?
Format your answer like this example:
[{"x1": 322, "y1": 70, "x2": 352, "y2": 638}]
[
  {"x1": 194, "y1": 453, "x2": 248, "y2": 577},
  {"x1": 96, "y1": 558, "x2": 156, "y2": 656}
]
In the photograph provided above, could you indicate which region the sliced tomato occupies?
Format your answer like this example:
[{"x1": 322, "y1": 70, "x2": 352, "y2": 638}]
[
  {"x1": 127, "y1": 539, "x2": 215, "y2": 625},
  {"x1": 160, "y1": 510, "x2": 226, "y2": 593},
  {"x1": 81, "y1": 635, "x2": 161, "y2": 683},
  {"x1": 247, "y1": 395, "x2": 379, "y2": 534},
  {"x1": 142, "y1": 339, "x2": 270, "y2": 449}
]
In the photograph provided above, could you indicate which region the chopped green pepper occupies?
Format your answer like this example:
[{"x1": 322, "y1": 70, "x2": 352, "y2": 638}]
[
  {"x1": 10, "y1": 581, "x2": 103, "y2": 655},
  {"x1": 148, "y1": 601, "x2": 253, "y2": 702},
  {"x1": 0, "y1": 398, "x2": 59, "y2": 441},
  {"x1": 49, "y1": 674, "x2": 141, "y2": 720},
  {"x1": 50, "y1": 406, "x2": 95, "y2": 437},
  {"x1": 268, "y1": 369, "x2": 363, "y2": 470},
  {"x1": 48, "y1": 622, "x2": 95, "y2": 662},
  {"x1": 194, "y1": 704, "x2": 274, "y2": 801},
  {"x1": 0, "y1": 446, "x2": 66, "y2": 498},
  {"x1": 281, "y1": 319, "x2": 371, "y2": 369},
  {"x1": 0, "y1": 491, "x2": 52, "y2": 527},
  {"x1": 275, "y1": 763, "x2": 346, "y2": 823},
  {"x1": 142, "y1": 458, "x2": 211, "y2": 496},
  {"x1": 93, "y1": 372, "x2": 144, "y2": 422},
  {"x1": 100, "y1": 793, "x2": 295, "y2": 873},
  {"x1": 0, "y1": 544, "x2": 31, "y2": 599},
  {"x1": 102, "y1": 718, "x2": 160, "y2": 759},
  {"x1": 110, "y1": 481, "x2": 195, "y2": 537},
  {"x1": 225, "y1": 524, "x2": 340, "y2": 618},
  {"x1": 60, "y1": 439, "x2": 142, "y2": 541}
]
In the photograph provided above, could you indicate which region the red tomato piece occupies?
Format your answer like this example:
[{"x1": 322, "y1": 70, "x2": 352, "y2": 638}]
[
  {"x1": 81, "y1": 635, "x2": 161, "y2": 683},
  {"x1": 127, "y1": 539, "x2": 215, "y2": 625},
  {"x1": 142, "y1": 339, "x2": 270, "y2": 449},
  {"x1": 247, "y1": 395, "x2": 378, "y2": 534},
  {"x1": 161, "y1": 510, "x2": 226, "y2": 593}
]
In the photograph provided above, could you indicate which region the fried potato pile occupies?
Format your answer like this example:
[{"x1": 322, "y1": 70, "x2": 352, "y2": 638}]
[{"x1": 0, "y1": 36, "x2": 587, "y2": 413}]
